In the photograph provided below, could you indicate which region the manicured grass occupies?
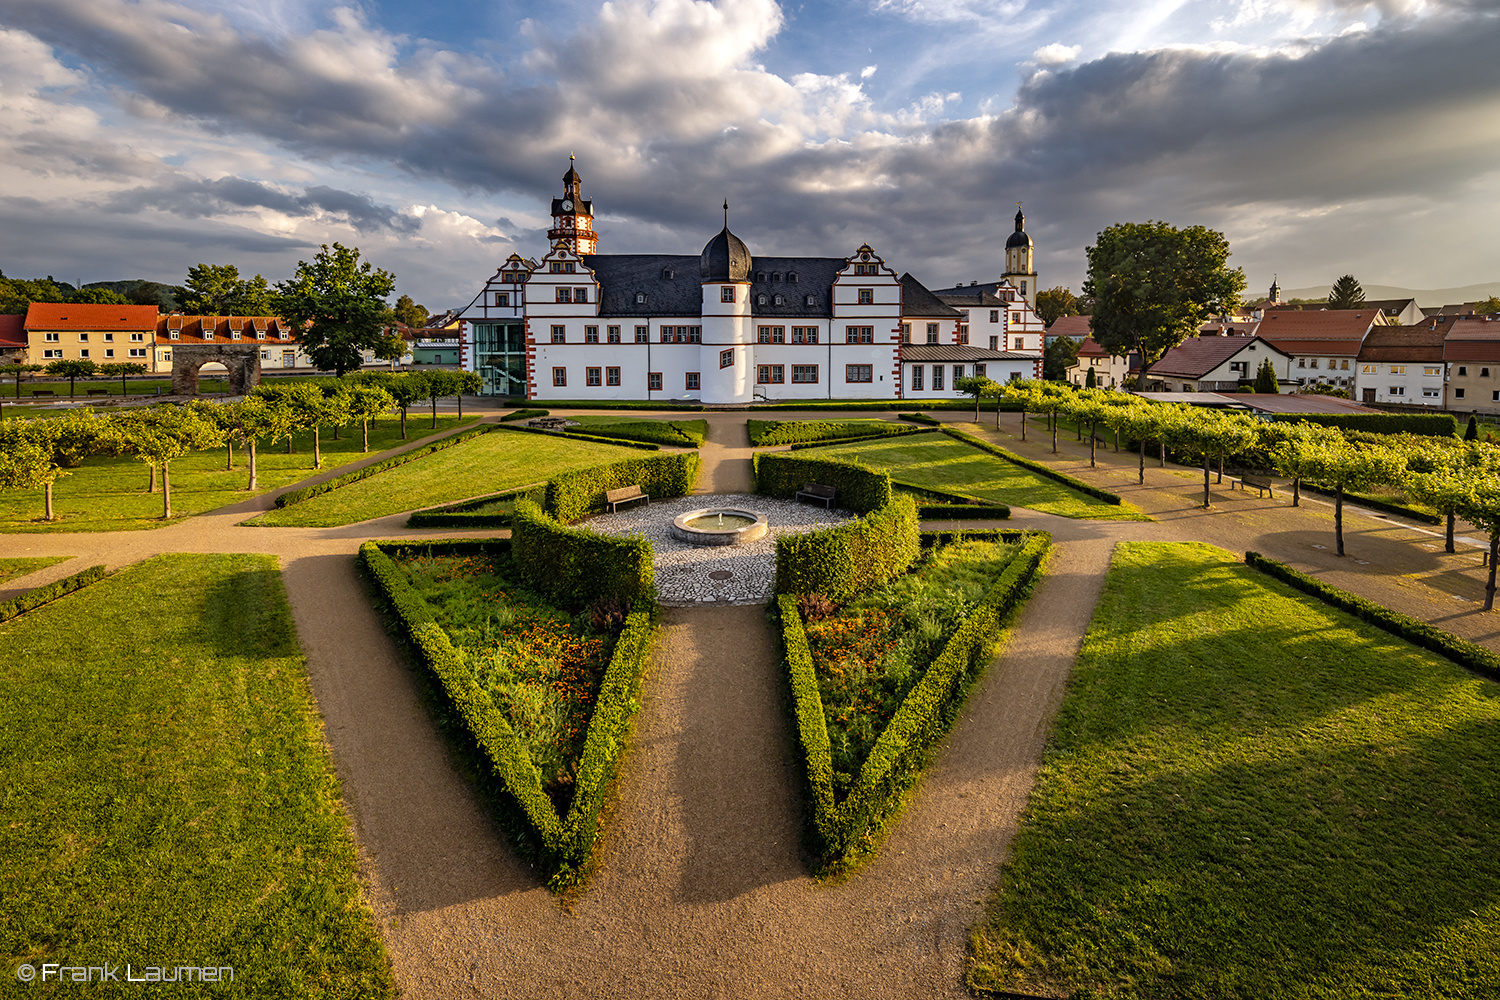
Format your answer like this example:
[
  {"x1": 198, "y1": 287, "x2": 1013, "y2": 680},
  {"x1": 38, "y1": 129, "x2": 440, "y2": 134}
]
[
  {"x1": 247, "y1": 431, "x2": 643, "y2": 527},
  {"x1": 0, "y1": 554, "x2": 395, "y2": 997},
  {"x1": 0, "y1": 556, "x2": 69, "y2": 584},
  {"x1": 566, "y1": 416, "x2": 708, "y2": 447},
  {"x1": 818, "y1": 432, "x2": 1145, "y2": 519},
  {"x1": 0, "y1": 416, "x2": 474, "y2": 532},
  {"x1": 968, "y1": 541, "x2": 1500, "y2": 998}
]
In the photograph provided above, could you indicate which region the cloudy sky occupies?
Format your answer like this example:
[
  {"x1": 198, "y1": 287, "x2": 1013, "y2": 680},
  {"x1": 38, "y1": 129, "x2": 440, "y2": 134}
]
[{"x1": 1, "y1": 0, "x2": 1496, "y2": 310}]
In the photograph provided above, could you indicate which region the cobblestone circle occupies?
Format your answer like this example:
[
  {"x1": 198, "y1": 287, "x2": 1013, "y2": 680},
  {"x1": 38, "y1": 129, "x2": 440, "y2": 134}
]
[{"x1": 586, "y1": 493, "x2": 853, "y2": 605}]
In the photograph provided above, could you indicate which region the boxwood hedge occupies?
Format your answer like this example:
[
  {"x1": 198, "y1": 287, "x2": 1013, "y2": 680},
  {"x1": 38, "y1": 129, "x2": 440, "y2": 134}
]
[
  {"x1": 274, "y1": 424, "x2": 492, "y2": 508},
  {"x1": 499, "y1": 423, "x2": 659, "y2": 450},
  {"x1": 565, "y1": 419, "x2": 706, "y2": 448},
  {"x1": 359, "y1": 538, "x2": 654, "y2": 889},
  {"x1": 773, "y1": 495, "x2": 921, "y2": 601},
  {"x1": 0, "y1": 564, "x2": 108, "y2": 623},
  {"x1": 747, "y1": 419, "x2": 917, "y2": 447},
  {"x1": 512, "y1": 500, "x2": 655, "y2": 607},
  {"x1": 941, "y1": 426, "x2": 1125, "y2": 505},
  {"x1": 1245, "y1": 551, "x2": 1500, "y2": 681},
  {"x1": 917, "y1": 503, "x2": 1011, "y2": 520},
  {"x1": 547, "y1": 451, "x2": 701, "y2": 523},
  {"x1": 780, "y1": 531, "x2": 1052, "y2": 872},
  {"x1": 500, "y1": 408, "x2": 549, "y2": 422},
  {"x1": 752, "y1": 452, "x2": 892, "y2": 514},
  {"x1": 1269, "y1": 412, "x2": 1459, "y2": 437},
  {"x1": 404, "y1": 484, "x2": 547, "y2": 529}
]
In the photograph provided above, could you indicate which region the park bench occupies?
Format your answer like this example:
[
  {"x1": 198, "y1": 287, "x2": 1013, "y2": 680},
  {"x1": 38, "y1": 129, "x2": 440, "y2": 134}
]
[
  {"x1": 86, "y1": 388, "x2": 109, "y2": 396},
  {"x1": 30, "y1": 389, "x2": 55, "y2": 397},
  {"x1": 796, "y1": 482, "x2": 837, "y2": 508},
  {"x1": 1235, "y1": 473, "x2": 1275, "y2": 498},
  {"x1": 605, "y1": 485, "x2": 648, "y2": 513}
]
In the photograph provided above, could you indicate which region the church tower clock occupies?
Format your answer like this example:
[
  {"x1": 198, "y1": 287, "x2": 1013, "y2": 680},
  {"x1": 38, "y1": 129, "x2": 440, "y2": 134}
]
[
  {"x1": 547, "y1": 155, "x2": 597, "y2": 254},
  {"x1": 1002, "y1": 205, "x2": 1037, "y2": 307}
]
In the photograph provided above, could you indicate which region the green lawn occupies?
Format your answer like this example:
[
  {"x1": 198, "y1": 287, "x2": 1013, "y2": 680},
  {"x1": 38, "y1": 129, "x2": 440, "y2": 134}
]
[
  {"x1": 4, "y1": 377, "x2": 232, "y2": 399},
  {"x1": 0, "y1": 556, "x2": 69, "y2": 584},
  {"x1": 247, "y1": 430, "x2": 645, "y2": 527},
  {"x1": 969, "y1": 541, "x2": 1500, "y2": 998},
  {"x1": 817, "y1": 432, "x2": 1144, "y2": 519},
  {"x1": 0, "y1": 416, "x2": 474, "y2": 532},
  {"x1": 0, "y1": 554, "x2": 395, "y2": 997}
]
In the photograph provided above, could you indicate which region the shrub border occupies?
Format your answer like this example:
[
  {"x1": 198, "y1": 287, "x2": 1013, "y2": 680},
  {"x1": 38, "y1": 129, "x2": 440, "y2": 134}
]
[
  {"x1": 748, "y1": 418, "x2": 923, "y2": 447},
  {"x1": 940, "y1": 426, "x2": 1124, "y2": 505},
  {"x1": 500, "y1": 408, "x2": 549, "y2": 422},
  {"x1": 497, "y1": 422, "x2": 659, "y2": 451},
  {"x1": 0, "y1": 564, "x2": 108, "y2": 623},
  {"x1": 564, "y1": 419, "x2": 705, "y2": 448},
  {"x1": 788, "y1": 427, "x2": 935, "y2": 450},
  {"x1": 403, "y1": 483, "x2": 547, "y2": 529},
  {"x1": 918, "y1": 503, "x2": 1011, "y2": 520},
  {"x1": 897, "y1": 412, "x2": 942, "y2": 425},
  {"x1": 1244, "y1": 551, "x2": 1500, "y2": 682},
  {"x1": 274, "y1": 423, "x2": 492, "y2": 508},
  {"x1": 780, "y1": 530, "x2": 1052, "y2": 874},
  {"x1": 360, "y1": 538, "x2": 655, "y2": 889}
]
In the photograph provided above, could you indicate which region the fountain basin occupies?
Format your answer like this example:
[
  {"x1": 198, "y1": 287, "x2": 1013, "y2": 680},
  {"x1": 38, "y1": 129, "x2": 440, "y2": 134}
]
[{"x1": 670, "y1": 507, "x2": 768, "y2": 546}]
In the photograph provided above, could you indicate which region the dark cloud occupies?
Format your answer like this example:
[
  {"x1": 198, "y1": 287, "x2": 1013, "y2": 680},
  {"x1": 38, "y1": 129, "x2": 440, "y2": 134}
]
[{"x1": 101, "y1": 175, "x2": 418, "y2": 233}]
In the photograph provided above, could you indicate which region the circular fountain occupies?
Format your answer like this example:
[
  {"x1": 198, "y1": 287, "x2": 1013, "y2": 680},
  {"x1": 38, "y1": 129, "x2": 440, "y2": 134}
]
[{"x1": 670, "y1": 507, "x2": 769, "y2": 546}]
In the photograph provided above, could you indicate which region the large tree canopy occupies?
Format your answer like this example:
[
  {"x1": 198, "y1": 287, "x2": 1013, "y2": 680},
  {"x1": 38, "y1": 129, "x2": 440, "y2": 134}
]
[
  {"x1": 177, "y1": 263, "x2": 272, "y2": 315},
  {"x1": 271, "y1": 244, "x2": 396, "y2": 377},
  {"x1": 1083, "y1": 221, "x2": 1245, "y2": 370},
  {"x1": 1327, "y1": 274, "x2": 1366, "y2": 310},
  {"x1": 1034, "y1": 287, "x2": 1080, "y2": 326}
]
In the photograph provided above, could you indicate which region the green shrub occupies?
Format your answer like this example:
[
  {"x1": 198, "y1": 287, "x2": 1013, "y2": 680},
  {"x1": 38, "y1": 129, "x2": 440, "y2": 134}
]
[
  {"x1": 898, "y1": 412, "x2": 941, "y2": 425},
  {"x1": 403, "y1": 484, "x2": 547, "y2": 529},
  {"x1": 781, "y1": 532, "x2": 1051, "y2": 870},
  {"x1": 752, "y1": 452, "x2": 892, "y2": 514},
  {"x1": 501, "y1": 408, "x2": 549, "y2": 422},
  {"x1": 499, "y1": 423, "x2": 659, "y2": 450},
  {"x1": 918, "y1": 503, "x2": 1011, "y2": 520},
  {"x1": 789, "y1": 428, "x2": 937, "y2": 450},
  {"x1": 774, "y1": 495, "x2": 920, "y2": 601},
  {"x1": 1244, "y1": 551, "x2": 1500, "y2": 681},
  {"x1": 0, "y1": 564, "x2": 108, "y2": 622},
  {"x1": 1268, "y1": 412, "x2": 1459, "y2": 437},
  {"x1": 274, "y1": 424, "x2": 492, "y2": 508},
  {"x1": 546, "y1": 452, "x2": 700, "y2": 522},
  {"x1": 940, "y1": 426, "x2": 1124, "y2": 505},
  {"x1": 748, "y1": 419, "x2": 917, "y2": 446},
  {"x1": 359, "y1": 539, "x2": 653, "y2": 889},
  {"x1": 566, "y1": 419, "x2": 706, "y2": 448},
  {"x1": 511, "y1": 501, "x2": 655, "y2": 607}
]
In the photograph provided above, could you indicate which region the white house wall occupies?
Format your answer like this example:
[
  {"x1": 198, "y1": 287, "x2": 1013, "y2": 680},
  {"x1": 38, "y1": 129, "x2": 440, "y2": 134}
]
[{"x1": 1355, "y1": 361, "x2": 1445, "y2": 406}]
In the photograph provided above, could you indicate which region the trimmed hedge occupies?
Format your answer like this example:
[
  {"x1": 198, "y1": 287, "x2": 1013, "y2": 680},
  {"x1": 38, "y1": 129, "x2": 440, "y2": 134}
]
[
  {"x1": 789, "y1": 428, "x2": 937, "y2": 451},
  {"x1": 0, "y1": 564, "x2": 108, "y2": 623},
  {"x1": 547, "y1": 452, "x2": 700, "y2": 523},
  {"x1": 898, "y1": 412, "x2": 941, "y2": 425},
  {"x1": 523, "y1": 399, "x2": 706, "y2": 411},
  {"x1": 781, "y1": 531, "x2": 1052, "y2": 871},
  {"x1": 1269, "y1": 412, "x2": 1460, "y2": 437},
  {"x1": 1244, "y1": 551, "x2": 1500, "y2": 681},
  {"x1": 892, "y1": 478, "x2": 988, "y2": 505},
  {"x1": 565, "y1": 419, "x2": 706, "y2": 448},
  {"x1": 274, "y1": 423, "x2": 492, "y2": 508},
  {"x1": 919, "y1": 528, "x2": 1027, "y2": 547},
  {"x1": 774, "y1": 495, "x2": 920, "y2": 601},
  {"x1": 1298, "y1": 485, "x2": 1443, "y2": 525},
  {"x1": 512, "y1": 500, "x2": 655, "y2": 607},
  {"x1": 754, "y1": 398, "x2": 1026, "y2": 412},
  {"x1": 918, "y1": 503, "x2": 1011, "y2": 520},
  {"x1": 359, "y1": 539, "x2": 654, "y2": 889},
  {"x1": 501, "y1": 407, "x2": 549, "y2": 422},
  {"x1": 404, "y1": 484, "x2": 547, "y2": 529},
  {"x1": 498, "y1": 422, "x2": 659, "y2": 451},
  {"x1": 747, "y1": 418, "x2": 916, "y2": 446},
  {"x1": 752, "y1": 452, "x2": 892, "y2": 514},
  {"x1": 941, "y1": 426, "x2": 1125, "y2": 506}
]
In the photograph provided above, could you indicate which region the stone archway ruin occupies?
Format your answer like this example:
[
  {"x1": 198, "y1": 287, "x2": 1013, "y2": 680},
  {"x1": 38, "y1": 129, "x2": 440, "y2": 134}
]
[{"x1": 170, "y1": 343, "x2": 262, "y2": 396}]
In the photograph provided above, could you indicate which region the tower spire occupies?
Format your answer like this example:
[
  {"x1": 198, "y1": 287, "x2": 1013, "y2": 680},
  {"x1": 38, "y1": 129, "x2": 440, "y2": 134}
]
[{"x1": 723, "y1": 199, "x2": 729, "y2": 229}]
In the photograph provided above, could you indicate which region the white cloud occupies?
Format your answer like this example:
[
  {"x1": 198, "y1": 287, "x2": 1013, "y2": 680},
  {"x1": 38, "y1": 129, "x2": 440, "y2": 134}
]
[{"x1": 1032, "y1": 43, "x2": 1081, "y2": 65}]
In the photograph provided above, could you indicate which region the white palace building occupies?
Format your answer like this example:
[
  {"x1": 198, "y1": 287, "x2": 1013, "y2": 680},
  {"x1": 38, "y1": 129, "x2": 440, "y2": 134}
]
[{"x1": 456, "y1": 161, "x2": 1045, "y2": 404}]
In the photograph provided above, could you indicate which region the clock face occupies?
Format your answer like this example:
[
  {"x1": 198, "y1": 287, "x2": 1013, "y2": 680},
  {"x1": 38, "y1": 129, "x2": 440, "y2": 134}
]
[{"x1": 561, "y1": 199, "x2": 573, "y2": 211}]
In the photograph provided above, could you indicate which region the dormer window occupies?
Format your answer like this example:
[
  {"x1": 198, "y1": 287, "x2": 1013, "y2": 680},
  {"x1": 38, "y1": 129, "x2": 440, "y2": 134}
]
[
  {"x1": 772, "y1": 272, "x2": 781, "y2": 282},
  {"x1": 662, "y1": 268, "x2": 674, "y2": 279},
  {"x1": 773, "y1": 294, "x2": 784, "y2": 306},
  {"x1": 756, "y1": 271, "x2": 767, "y2": 282},
  {"x1": 756, "y1": 294, "x2": 768, "y2": 306},
  {"x1": 636, "y1": 292, "x2": 647, "y2": 304},
  {"x1": 788, "y1": 272, "x2": 798, "y2": 283},
  {"x1": 804, "y1": 294, "x2": 815, "y2": 306}
]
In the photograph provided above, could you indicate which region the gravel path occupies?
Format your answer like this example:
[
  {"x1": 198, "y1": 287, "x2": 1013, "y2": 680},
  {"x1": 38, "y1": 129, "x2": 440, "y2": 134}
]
[{"x1": 7, "y1": 402, "x2": 1500, "y2": 997}]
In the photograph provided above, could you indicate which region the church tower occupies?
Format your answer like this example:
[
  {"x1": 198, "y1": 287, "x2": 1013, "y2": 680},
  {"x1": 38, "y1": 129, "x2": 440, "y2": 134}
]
[
  {"x1": 548, "y1": 155, "x2": 597, "y2": 254},
  {"x1": 1002, "y1": 205, "x2": 1037, "y2": 307},
  {"x1": 1269, "y1": 275, "x2": 1282, "y2": 305}
]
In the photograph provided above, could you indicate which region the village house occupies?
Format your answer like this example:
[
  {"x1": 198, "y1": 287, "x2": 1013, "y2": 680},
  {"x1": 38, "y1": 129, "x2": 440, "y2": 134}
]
[
  {"x1": 1353, "y1": 319, "x2": 1454, "y2": 407},
  {"x1": 1255, "y1": 308, "x2": 1384, "y2": 391},
  {"x1": 1142, "y1": 334, "x2": 1294, "y2": 392},
  {"x1": 1443, "y1": 316, "x2": 1500, "y2": 415},
  {"x1": 1064, "y1": 337, "x2": 1136, "y2": 389}
]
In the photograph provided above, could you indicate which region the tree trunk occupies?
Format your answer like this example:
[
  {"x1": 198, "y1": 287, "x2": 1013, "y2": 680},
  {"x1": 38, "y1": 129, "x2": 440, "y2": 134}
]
[
  {"x1": 1488, "y1": 531, "x2": 1498, "y2": 611},
  {"x1": 313, "y1": 425, "x2": 322, "y2": 469},
  {"x1": 1076, "y1": 420, "x2": 1082, "y2": 442},
  {"x1": 147, "y1": 462, "x2": 156, "y2": 493},
  {"x1": 1114, "y1": 428, "x2": 1120, "y2": 452},
  {"x1": 225, "y1": 441, "x2": 233, "y2": 470},
  {"x1": 162, "y1": 462, "x2": 172, "y2": 519},
  {"x1": 44, "y1": 481, "x2": 54, "y2": 521},
  {"x1": 1089, "y1": 423, "x2": 1097, "y2": 468},
  {"x1": 974, "y1": 396, "x2": 980, "y2": 421},
  {"x1": 995, "y1": 401, "x2": 1001, "y2": 428},
  {"x1": 431, "y1": 397, "x2": 438, "y2": 429},
  {"x1": 122, "y1": 373, "x2": 128, "y2": 396},
  {"x1": 1138, "y1": 438, "x2": 1146, "y2": 484},
  {"x1": 1216, "y1": 453, "x2": 1224, "y2": 484},
  {"x1": 1335, "y1": 486, "x2": 1345, "y2": 556},
  {"x1": 1202, "y1": 453, "x2": 1211, "y2": 508},
  {"x1": 332, "y1": 422, "x2": 339, "y2": 441},
  {"x1": 247, "y1": 439, "x2": 257, "y2": 491},
  {"x1": 1293, "y1": 478, "x2": 1300, "y2": 506},
  {"x1": 1051, "y1": 415, "x2": 1058, "y2": 454},
  {"x1": 1446, "y1": 511, "x2": 1456, "y2": 554},
  {"x1": 1159, "y1": 441, "x2": 1166, "y2": 467},
  {"x1": 362, "y1": 418, "x2": 370, "y2": 453},
  {"x1": 287, "y1": 434, "x2": 294, "y2": 454},
  {"x1": 1020, "y1": 410, "x2": 1026, "y2": 441},
  {"x1": 400, "y1": 407, "x2": 407, "y2": 440},
  {"x1": 459, "y1": 393, "x2": 464, "y2": 420},
  {"x1": 69, "y1": 377, "x2": 76, "y2": 399}
]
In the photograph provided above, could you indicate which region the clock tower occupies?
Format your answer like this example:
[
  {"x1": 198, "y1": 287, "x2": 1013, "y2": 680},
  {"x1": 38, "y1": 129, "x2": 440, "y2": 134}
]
[
  {"x1": 1002, "y1": 204, "x2": 1037, "y2": 307},
  {"x1": 548, "y1": 155, "x2": 597, "y2": 254}
]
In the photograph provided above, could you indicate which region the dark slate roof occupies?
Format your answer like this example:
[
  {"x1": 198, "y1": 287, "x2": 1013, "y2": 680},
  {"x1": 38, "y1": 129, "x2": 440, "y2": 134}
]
[
  {"x1": 934, "y1": 288, "x2": 1007, "y2": 309},
  {"x1": 900, "y1": 345, "x2": 1035, "y2": 363},
  {"x1": 928, "y1": 280, "x2": 1012, "y2": 297},
  {"x1": 900, "y1": 273, "x2": 964, "y2": 318},
  {"x1": 701, "y1": 227, "x2": 751, "y2": 282},
  {"x1": 581, "y1": 253, "x2": 846, "y2": 318}
]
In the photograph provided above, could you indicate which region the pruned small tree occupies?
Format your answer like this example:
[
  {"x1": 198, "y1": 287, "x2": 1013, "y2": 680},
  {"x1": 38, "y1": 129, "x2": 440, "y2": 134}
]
[
  {"x1": 109, "y1": 406, "x2": 222, "y2": 519},
  {"x1": 1405, "y1": 460, "x2": 1500, "y2": 608},
  {"x1": 451, "y1": 370, "x2": 482, "y2": 420},
  {"x1": 1118, "y1": 403, "x2": 1164, "y2": 485},
  {"x1": 1161, "y1": 407, "x2": 1257, "y2": 508},
  {"x1": 44, "y1": 359, "x2": 98, "y2": 398},
  {"x1": 956, "y1": 374, "x2": 1000, "y2": 422},
  {"x1": 342, "y1": 382, "x2": 395, "y2": 452},
  {"x1": 1062, "y1": 391, "x2": 1114, "y2": 468},
  {"x1": 0, "y1": 420, "x2": 68, "y2": 520},
  {"x1": 1271, "y1": 435, "x2": 1402, "y2": 555},
  {"x1": 388, "y1": 371, "x2": 428, "y2": 439},
  {"x1": 1404, "y1": 439, "x2": 1495, "y2": 554},
  {"x1": 95, "y1": 362, "x2": 147, "y2": 397},
  {"x1": 1001, "y1": 380, "x2": 1042, "y2": 442}
]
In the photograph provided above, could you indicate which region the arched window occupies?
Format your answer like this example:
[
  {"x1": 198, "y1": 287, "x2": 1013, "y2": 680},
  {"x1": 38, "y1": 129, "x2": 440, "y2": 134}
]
[
  {"x1": 756, "y1": 271, "x2": 767, "y2": 282},
  {"x1": 756, "y1": 294, "x2": 768, "y2": 306},
  {"x1": 773, "y1": 294, "x2": 784, "y2": 306},
  {"x1": 662, "y1": 268, "x2": 674, "y2": 279},
  {"x1": 636, "y1": 292, "x2": 647, "y2": 304},
  {"x1": 804, "y1": 294, "x2": 815, "y2": 306},
  {"x1": 788, "y1": 272, "x2": 798, "y2": 283},
  {"x1": 771, "y1": 271, "x2": 781, "y2": 282}
]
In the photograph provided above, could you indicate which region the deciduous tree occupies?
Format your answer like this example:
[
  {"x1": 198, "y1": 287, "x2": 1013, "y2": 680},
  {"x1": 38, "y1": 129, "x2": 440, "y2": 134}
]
[
  {"x1": 955, "y1": 375, "x2": 999, "y2": 422},
  {"x1": 109, "y1": 406, "x2": 222, "y2": 519},
  {"x1": 96, "y1": 362, "x2": 147, "y2": 397},
  {"x1": 341, "y1": 383, "x2": 395, "y2": 452},
  {"x1": 44, "y1": 359, "x2": 98, "y2": 398},
  {"x1": 272, "y1": 244, "x2": 396, "y2": 376},
  {"x1": 178, "y1": 263, "x2": 272, "y2": 315},
  {"x1": 1042, "y1": 336, "x2": 1078, "y2": 381},
  {"x1": 392, "y1": 294, "x2": 429, "y2": 328},
  {"x1": 1271, "y1": 435, "x2": 1401, "y2": 555},
  {"x1": 387, "y1": 371, "x2": 428, "y2": 440},
  {"x1": 1035, "y1": 287, "x2": 1079, "y2": 326},
  {"x1": 0, "y1": 420, "x2": 67, "y2": 520}
]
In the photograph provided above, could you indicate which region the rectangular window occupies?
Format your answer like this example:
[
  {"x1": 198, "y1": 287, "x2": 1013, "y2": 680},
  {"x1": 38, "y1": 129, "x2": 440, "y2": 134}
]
[
  {"x1": 607, "y1": 325, "x2": 621, "y2": 344},
  {"x1": 686, "y1": 372, "x2": 701, "y2": 390},
  {"x1": 1458, "y1": 366, "x2": 1468, "y2": 376},
  {"x1": 44, "y1": 332, "x2": 59, "y2": 342},
  {"x1": 551, "y1": 325, "x2": 566, "y2": 344},
  {"x1": 792, "y1": 365, "x2": 818, "y2": 384},
  {"x1": 989, "y1": 336, "x2": 999, "y2": 350},
  {"x1": 1389, "y1": 386, "x2": 1405, "y2": 396},
  {"x1": 1298, "y1": 358, "x2": 1305, "y2": 368},
  {"x1": 1012, "y1": 312, "x2": 1022, "y2": 324},
  {"x1": 555, "y1": 287, "x2": 572, "y2": 303},
  {"x1": 990, "y1": 310, "x2": 1000, "y2": 323},
  {"x1": 926, "y1": 323, "x2": 939, "y2": 344},
  {"x1": 1309, "y1": 359, "x2": 1319, "y2": 369},
  {"x1": 103, "y1": 333, "x2": 113, "y2": 342},
  {"x1": 858, "y1": 288, "x2": 873, "y2": 305},
  {"x1": 635, "y1": 326, "x2": 649, "y2": 343},
  {"x1": 573, "y1": 287, "x2": 589, "y2": 303},
  {"x1": 43, "y1": 349, "x2": 61, "y2": 359},
  {"x1": 688, "y1": 326, "x2": 701, "y2": 343},
  {"x1": 1341, "y1": 359, "x2": 1350, "y2": 370},
  {"x1": 846, "y1": 364, "x2": 873, "y2": 383},
  {"x1": 256, "y1": 332, "x2": 265, "y2": 341},
  {"x1": 757, "y1": 326, "x2": 785, "y2": 344},
  {"x1": 845, "y1": 326, "x2": 873, "y2": 344},
  {"x1": 648, "y1": 372, "x2": 662, "y2": 391},
  {"x1": 1389, "y1": 365, "x2": 1405, "y2": 374},
  {"x1": 553, "y1": 367, "x2": 567, "y2": 387},
  {"x1": 130, "y1": 333, "x2": 144, "y2": 342},
  {"x1": 586, "y1": 367, "x2": 602, "y2": 387},
  {"x1": 495, "y1": 292, "x2": 509, "y2": 307},
  {"x1": 105, "y1": 349, "x2": 114, "y2": 358},
  {"x1": 793, "y1": 326, "x2": 819, "y2": 344},
  {"x1": 901, "y1": 323, "x2": 911, "y2": 344},
  {"x1": 1423, "y1": 387, "x2": 1440, "y2": 398},
  {"x1": 954, "y1": 365, "x2": 965, "y2": 384},
  {"x1": 1484, "y1": 368, "x2": 1492, "y2": 378},
  {"x1": 585, "y1": 325, "x2": 599, "y2": 344},
  {"x1": 662, "y1": 327, "x2": 673, "y2": 343},
  {"x1": 128, "y1": 348, "x2": 146, "y2": 358},
  {"x1": 1423, "y1": 366, "x2": 1441, "y2": 377},
  {"x1": 260, "y1": 351, "x2": 270, "y2": 360},
  {"x1": 932, "y1": 366, "x2": 944, "y2": 391},
  {"x1": 911, "y1": 365, "x2": 924, "y2": 391},
  {"x1": 1456, "y1": 387, "x2": 1466, "y2": 399},
  {"x1": 757, "y1": 364, "x2": 784, "y2": 384},
  {"x1": 79, "y1": 349, "x2": 89, "y2": 358},
  {"x1": 721, "y1": 286, "x2": 736, "y2": 303},
  {"x1": 975, "y1": 364, "x2": 986, "y2": 378},
  {"x1": 959, "y1": 325, "x2": 969, "y2": 345},
  {"x1": 1362, "y1": 364, "x2": 1376, "y2": 373},
  {"x1": 720, "y1": 348, "x2": 734, "y2": 369},
  {"x1": 606, "y1": 366, "x2": 620, "y2": 386}
]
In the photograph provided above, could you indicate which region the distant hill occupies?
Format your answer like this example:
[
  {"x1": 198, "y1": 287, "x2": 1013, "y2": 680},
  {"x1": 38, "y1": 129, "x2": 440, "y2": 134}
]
[
  {"x1": 1283, "y1": 281, "x2": 1500, "y2": 308},
  {"x1": 83, "y1": 278, "x2": 180, "y2": 310}
]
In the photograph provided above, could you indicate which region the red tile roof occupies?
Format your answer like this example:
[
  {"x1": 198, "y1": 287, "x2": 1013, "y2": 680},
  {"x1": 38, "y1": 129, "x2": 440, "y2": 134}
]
[
  {"x1": 1046, "y1": 315, "x2": 1092, "y2": 337},
  {"x1": 0, "y1": 313, "x2": 25, "y2": 347},
  {"x1": 155, "y1": 315, "x2": 294, "y2": 344},
  {"x1": 24, "y1": 302, "x2": 160, "y2": 331},
  {"x1": 1256, "y1": 309, "x2": 1378, "y2": 342},
  {"x1": 1259, "y1": 339, "x2": 1363, "y2": 357},
  {"x1": 1075, "y1": 336, "x2": 1110, "y2": 358},
  {"x1": 1356, "y1": 321, "x2": 1451, "y2": 363}
]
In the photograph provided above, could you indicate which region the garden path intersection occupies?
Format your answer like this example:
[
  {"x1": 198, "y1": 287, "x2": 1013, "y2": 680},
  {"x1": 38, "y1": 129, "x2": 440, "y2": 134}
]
[{"x1": 4, "y1": 406, "x2": 1498, "y2": 997}]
